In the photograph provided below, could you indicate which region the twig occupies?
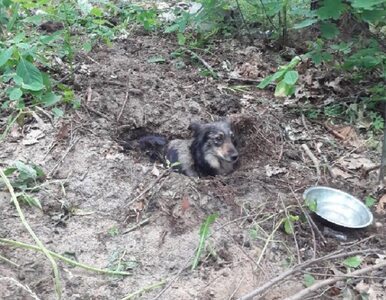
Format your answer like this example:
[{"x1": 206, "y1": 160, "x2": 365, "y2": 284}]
[
  {"x1": 217, "y1": 223, "x2": 266, "y2": 273},
  {"x1": 235, "y1": 0, "x2": 252, "y2": 41},
  {"x1": 82, "y1": 86, "x2": 111, "y2": 121},
  {"x1": 121, "y1": 280, "x2": 166, "y2": 300},
  {"x1": 0, "y1": 277, "x2": 40, "y2": 300},
  {"x1": 256, "y1": 219, "x2": 282, "y2": 266},
  {"x1": 0, "y1": 238, "x2": 131, "y2": 276},
  {"x1": 301, "y1": 144, "x2": 321, "y2": 177},
  {"x1": 47, "y1": 137, "x2": 80, "y2": 177},
  {"x1": 0, "y1": 254, "x2": 20, "y2": 267},
  {"x1": 290, "y1": 186, "x2": 326, "y2": 254},
  {"x1": 151, "y1": 256, "x2": 192, "y2": 300},
  {"x1": 301, "y1": 114, "x2": 309, "y2": 131},
  {"x1": 0, "y1": 110, "x2": 23, "y2": 142},
  {"x1": 238, "y1": 248, "x2": 381, "y2": 300},
  {"x1": 300, "y1": 270, "x2": 386, "y2": 280},
  {"x1": 379, "y1": 102, "x2": 386, "y2": 184},
  {"x1": 280, "y1": 194, "x2": 301, "y2": 264},
  {"x1": 183, "y1": 48, "x2": 216, "y2": 76},
  {"x1": 125, "y1": 169, "x2": 171, "y2": 208},
  {"x1": 122, "y1": 218, "x2": 150, "y2": 234},
  {"x1": 228, "y1": 275, "x2": 245, "y2": 300},
  {"x1": 259, "y1": 0, "x2": 278, "y2": 31},
  {"x1": 117, "y1": 87, "x2": 130, "y2": 123},
  {"x1": 0, "y1": 170, "x2": 62, "y2": 299},
  {"x1": 285, "y1": 260, "x2": 386, "y2": 300}
]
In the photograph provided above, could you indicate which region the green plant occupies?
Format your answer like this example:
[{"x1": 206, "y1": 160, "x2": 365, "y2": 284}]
[
  {"x1": 257, "y1": 56, "x2": 301, "y2": 97},
  {"x1": 192, "y1": 213, "x2": 218, "y2": 270},
  {"x1": 365, "y1": 196, "x2": 377, "y2": 207},
  {"x1": 283, "y1": 214, "x2": 299, "y2": 234},
  {"x1": 108, "y1": 226, "x2": 119, "y2": 237},
  {"x1": 342, "y1": 255, "x2": 362, "y2": 268},
  {"x1": 305, "y1": 198, "x2": 317, "y2": 212},
  {"x1": 3, "y1": 161, "x2": 45, "y2": 209},
  {"x1": 303, "y1": 273, "x2": 316, "y2": 287},
  {"x1": 108, "y1": 250, "x2": 138, "y2": 275}
]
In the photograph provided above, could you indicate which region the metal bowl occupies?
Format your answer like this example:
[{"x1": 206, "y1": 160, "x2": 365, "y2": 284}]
[{"x1": 303, "y1": 186, "x2": 373, "y2": 228}]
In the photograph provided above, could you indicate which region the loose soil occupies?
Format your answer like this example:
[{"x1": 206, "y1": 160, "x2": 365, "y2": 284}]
[{"x1": 1, "y1": 29, "x2": 385, "y2": 300}]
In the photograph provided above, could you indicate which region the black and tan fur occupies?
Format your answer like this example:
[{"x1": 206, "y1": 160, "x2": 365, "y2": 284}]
[{"x1": 138, "y1": 120, "x2": 239, "y2": 177}]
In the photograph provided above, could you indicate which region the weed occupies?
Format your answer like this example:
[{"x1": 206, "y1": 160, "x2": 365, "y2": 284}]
[
  {"x1": 283, "y1": 214, "x2": 299, "y2": 235},
  {"x1": 108, "y1": 250, "x2": 138, "y2": 276},
  {"x1": 192, "y1": 213, "x2": 218, "y2": 270},
  {"x1": 2, "y1": 161, "x2": 46, "y2": 209},
  {"x1": 365, "y1": 196, "x2": 377, "y2": 208},
  {"x1": 108, "y1": 226, "x2": 119, "y2": 237}
]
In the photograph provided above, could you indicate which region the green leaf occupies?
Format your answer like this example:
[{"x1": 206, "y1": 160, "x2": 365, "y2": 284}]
[
  {"x1": 52, "y1": 107, "x2": 64, "y2": 118},
  {"x1": 257, "y1": 74, "x2": 274, "y2": 89},
  {"x1": 317, "y1": 0, "x2": 345, "y2": 20},
  {"x1": 342, "y1": 256, "x2": 362, "y2": 268},
  {"x1": 284, "y1": 218, "x2": 294, "y2": 234},
  {"x1": 41, "y1": 92, "x2": 61, "y2": 107},
  {"x1": 283, "y1": 71, "x2": 299, "y2": 85},
  {"x1": 360, "y1": 9, "x2": 386, "y2": 23},
  {"x1": 274, "y1": 81, "x2": 293, "y2": 97},
  {"x1": 284, "y1": 215, "x2": 299, "y2": 234},
  {"x1": 8, "y1": 87, "x2": 23, "y2": 101},
  {"x1": 4, "y1": 167, "x2": 17, "y2": 176},
  {"x1": 16, "y1": 58, "x2": 44, "y2": 91},
  {"x1": 177, "y1": 33, "x2": 186, "y2": 46},
  {"x1": 14, "y1": 161, "x2": 37, "y2": 180},
  {"x1": 293, "y1": 18, "x2": 318, "y2": 29},
  {"x1": 192, "y1": 213, "x2": 218, "y2": 270},
  {"x1": 147, "y1": 56, "x2": 166, "y2": 64},
  {"x1": 320, "y1": 22, "x2": 339, "y2": 39},
  {"x1": 365, "y1": 196, "x2": 377, "y2": 208},
  {"x1": 42, "y1": 72, "x2": 52, "y2": 91},
  {"x1": 83, "y1": 42, "x2": 93, "y2": 52},
  {"x1": 272, "y1": 69, "x2": 287, "y2": 81},
  {"x1": 165, "y1": 23, "x2": 180, "y2": 33},
  {"x1": 306, "y1": 198, "x2": 318, "y2": 212},
  {"x1": 90, "y1": 7, "x2": 103, "y2": 17},
  {"x1": 351, "y1": 0, "x2": 385, "y2": 10},
  {"x1": 304, "y1": 274, "x2": 316, "y2": 287},
  {"x1": 18, "y1": 193, "x2": 42, "y2": 210},
  {"x1": 0, "y1": 47, "x2": 14, "y2": 67}
]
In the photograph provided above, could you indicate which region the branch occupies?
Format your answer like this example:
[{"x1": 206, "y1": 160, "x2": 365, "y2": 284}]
[
  {"x1": 0, "y1": 238, "x2": 131, "y2": 276},
  {"x1": 285, "y1": 260, "x2": 386, "y2": 300},
  {"x1": 238, "y1": 248, "x2": 380, "y2": 300},
  {"x1": 0, "y1": 169, "x2": 62, "y2": 299}
]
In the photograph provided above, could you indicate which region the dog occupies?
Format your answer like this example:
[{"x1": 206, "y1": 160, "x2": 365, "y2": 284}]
[{"x1": 138, "y1": 119, "x2": 239, "y2": 177}]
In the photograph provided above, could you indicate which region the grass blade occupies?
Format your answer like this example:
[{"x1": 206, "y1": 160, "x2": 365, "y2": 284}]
[{"x1": 191, "y1": 213, "x2": 218, "y2": 270}]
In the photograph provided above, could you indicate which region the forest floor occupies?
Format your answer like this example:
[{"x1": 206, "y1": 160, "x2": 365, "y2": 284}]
[{"x1": 1, "y1": 25, "x2": 385, "y2": 300}]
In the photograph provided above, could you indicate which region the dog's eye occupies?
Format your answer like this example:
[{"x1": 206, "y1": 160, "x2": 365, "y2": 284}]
[{"x1": 215, "y1": 135, "x2": 224, "y2": 144}]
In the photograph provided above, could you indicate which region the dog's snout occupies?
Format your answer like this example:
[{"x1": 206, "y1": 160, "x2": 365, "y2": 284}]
[{"x1": 230, "y1": 151, "x2": 239, "y2": 162}]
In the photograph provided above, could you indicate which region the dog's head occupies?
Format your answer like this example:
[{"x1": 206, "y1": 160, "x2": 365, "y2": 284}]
[{"x1": 189, "y1": 119, "x2": 239, "y2": 164}]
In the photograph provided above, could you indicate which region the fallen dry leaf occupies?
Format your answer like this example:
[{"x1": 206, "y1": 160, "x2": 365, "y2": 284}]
[
  {"x1": 355, "y1": 280, "x2": 370, "y2": 294},
  {"x1": 151, "y1": 164, "x2": 160, "y2": 177},
  {"x1": 325, "y1": 76, "x2": 344, "y2": 93},
  {"x1": 265, "y1": 165, "x2": 287, "y2": 177},
  {"x1": 22, "y1": 129, "x2": 45, "y2": 146},
  {"x1": 181, "y1": 194, "x2": 190, "y2": 214},
  {"x1": 339, "y1": 154, "x2": 376, "y2": 171},
  {"x1": 376, "y1": 194, "x2": 386, "y2": 214}
]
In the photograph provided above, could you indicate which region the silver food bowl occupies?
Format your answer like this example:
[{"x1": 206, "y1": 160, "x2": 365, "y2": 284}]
[{"x1": 303, "y1": 186, "x2": 373, "y2": 229}]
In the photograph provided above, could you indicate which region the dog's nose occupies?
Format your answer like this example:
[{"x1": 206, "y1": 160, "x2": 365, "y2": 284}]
[{"x1": 230, "y1": 153, "x2": 239, "y2": 162}]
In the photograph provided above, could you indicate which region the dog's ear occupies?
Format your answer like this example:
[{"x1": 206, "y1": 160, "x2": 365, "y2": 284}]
[{"x1": 188, "y1": 122, "x2": 202, "y2": 135}]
